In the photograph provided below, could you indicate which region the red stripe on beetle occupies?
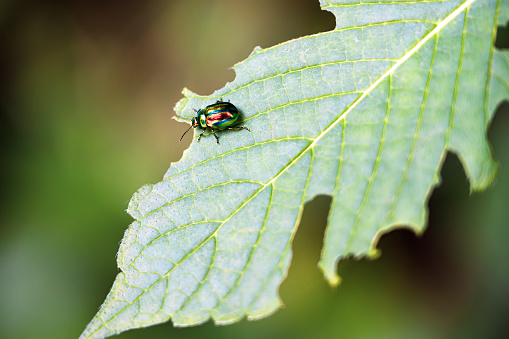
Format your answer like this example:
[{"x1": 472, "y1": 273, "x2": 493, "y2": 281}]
[{"x1": 207, "y1": 112, "x2": 234, "y2": 123}]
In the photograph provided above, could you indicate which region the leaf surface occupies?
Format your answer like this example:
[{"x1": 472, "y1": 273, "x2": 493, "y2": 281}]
[{"x1": 81, "y1": 0, "x2": 509, "y2": 337}]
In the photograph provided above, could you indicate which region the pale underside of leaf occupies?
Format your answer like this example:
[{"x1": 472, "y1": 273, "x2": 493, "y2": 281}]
[{"x1": 81, "y1": 0, "x2": 508, "y2": 338}]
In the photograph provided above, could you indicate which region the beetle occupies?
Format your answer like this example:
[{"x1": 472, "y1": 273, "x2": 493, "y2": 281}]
[{"x1": 176, "y1": 101, "x2": 250, "y2": 144}]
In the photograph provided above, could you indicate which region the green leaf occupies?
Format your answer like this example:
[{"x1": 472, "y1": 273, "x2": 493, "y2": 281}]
[{"x1": 81, "y1": 0, "x2": 509, "y2": 337}]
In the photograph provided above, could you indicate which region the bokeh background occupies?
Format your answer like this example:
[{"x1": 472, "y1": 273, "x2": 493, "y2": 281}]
[{"x1": 1, "y1": 1, "x2": 508, "y2": 338}]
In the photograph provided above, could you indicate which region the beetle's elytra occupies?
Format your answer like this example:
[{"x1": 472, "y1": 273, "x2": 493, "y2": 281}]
[{"x1": 176, "y1": 101, "x2": 250, "y2": 144}]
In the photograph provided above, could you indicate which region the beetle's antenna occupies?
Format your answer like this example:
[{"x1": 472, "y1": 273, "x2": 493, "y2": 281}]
[
  {"x1": 179, "y1": 125, "x2": 194, "y2": 142},
  {"x1": 175, "y1": 114, "x2": 196, "y2": 142},
  {"x1": 175, "y1": 114, "x2": 191, "y2": 121}
]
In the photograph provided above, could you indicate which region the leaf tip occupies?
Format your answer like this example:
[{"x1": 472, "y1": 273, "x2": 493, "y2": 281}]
[
  {"x1": 181, "y1": 87, "x2": 196, "y2": 97},
  {"x1": 250, "y1": 46, "x2": 263, "y2": 56},
  {"x1": 126, "y1": 184, "x2": 153, "y2": 219},
  {"x1": 469, "y1": 159, "x2": 500, "y2": 194},
  {"x1": 174, "y1": 88, "x2": 197, "y2": 115},
  {"x1": 325, "y1": 272, "x2": 342, "y2": 288},
  {"x1": 368, "y1": 248, "x2": 381, "y2": 260},
  {"x1": 232, "y1": 46, "x2": 263, "y2": 71}
]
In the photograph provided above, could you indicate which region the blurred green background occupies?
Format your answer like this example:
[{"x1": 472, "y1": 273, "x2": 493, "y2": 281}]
[{"x1": 1, "y1": 1, "x2": 508, "y2": 338}]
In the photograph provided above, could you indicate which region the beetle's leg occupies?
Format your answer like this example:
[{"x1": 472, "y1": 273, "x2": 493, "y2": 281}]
[
  {"x1": 227, "y1": 126, "x2": 250, "y2": 132},
  {"x1": 197, "y1": 131, "x2": 205, "y2": 141},
  {"x1": 213, "y1": 132, "x2": 220, "y2": 144}
]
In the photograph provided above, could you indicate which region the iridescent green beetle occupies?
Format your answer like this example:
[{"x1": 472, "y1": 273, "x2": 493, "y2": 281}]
[{"x1": 176, "y1": 101, "x2": 250, "y2": 144}]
